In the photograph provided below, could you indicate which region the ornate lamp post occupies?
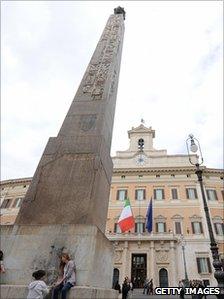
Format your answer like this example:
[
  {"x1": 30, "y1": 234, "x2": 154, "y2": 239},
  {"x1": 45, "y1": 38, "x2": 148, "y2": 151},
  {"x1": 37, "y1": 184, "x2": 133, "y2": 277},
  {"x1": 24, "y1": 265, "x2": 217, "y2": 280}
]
[
  {"x1": 180, "y1": 234, "x2": 189, "y2": 287},
  {"x1": 186, "y1": 134, "x2": 224, "y2": 297}
]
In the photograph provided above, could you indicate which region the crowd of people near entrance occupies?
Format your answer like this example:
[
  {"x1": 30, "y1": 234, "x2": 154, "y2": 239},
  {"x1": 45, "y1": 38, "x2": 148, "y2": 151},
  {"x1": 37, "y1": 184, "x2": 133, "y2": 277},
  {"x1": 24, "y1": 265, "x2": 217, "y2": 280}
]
[{"x1": 113, "y1": 277, "x2": 154, "y2": 298}]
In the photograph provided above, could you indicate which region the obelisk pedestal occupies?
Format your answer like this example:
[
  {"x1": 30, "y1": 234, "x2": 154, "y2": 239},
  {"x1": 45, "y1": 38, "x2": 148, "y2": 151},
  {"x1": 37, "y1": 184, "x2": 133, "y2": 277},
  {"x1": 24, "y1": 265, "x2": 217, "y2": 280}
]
[{"x1": 1, "y1": 7, "x2": 125, "y2": 299}]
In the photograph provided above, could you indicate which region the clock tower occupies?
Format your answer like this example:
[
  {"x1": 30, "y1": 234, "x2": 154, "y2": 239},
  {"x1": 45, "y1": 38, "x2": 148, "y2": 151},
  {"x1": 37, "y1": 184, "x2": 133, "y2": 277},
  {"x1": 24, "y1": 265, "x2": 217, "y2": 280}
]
[{"x1": 112, "y1": 124, "x2": 193, "y2": 168}]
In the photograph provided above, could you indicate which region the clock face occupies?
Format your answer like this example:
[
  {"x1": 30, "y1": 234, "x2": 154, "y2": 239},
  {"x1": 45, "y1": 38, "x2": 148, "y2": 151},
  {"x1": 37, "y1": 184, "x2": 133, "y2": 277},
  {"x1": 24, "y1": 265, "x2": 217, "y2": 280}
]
[{"x1": 136, "y1": 155, "x2": 147, "y2": 165}]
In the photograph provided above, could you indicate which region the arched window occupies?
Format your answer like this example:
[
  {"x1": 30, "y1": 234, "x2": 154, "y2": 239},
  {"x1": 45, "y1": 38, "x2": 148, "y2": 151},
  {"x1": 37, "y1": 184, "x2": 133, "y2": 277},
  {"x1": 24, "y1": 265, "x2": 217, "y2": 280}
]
[{"x1": 112, "y1": 268, "x2": 120, "y2": 288}]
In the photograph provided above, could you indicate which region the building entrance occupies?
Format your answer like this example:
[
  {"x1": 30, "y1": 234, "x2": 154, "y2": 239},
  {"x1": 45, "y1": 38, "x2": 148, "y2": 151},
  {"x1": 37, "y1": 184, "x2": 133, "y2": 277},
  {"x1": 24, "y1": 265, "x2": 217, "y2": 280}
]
[{"x1": 131, "y1": 254, "x2": 147, "y2": 288}]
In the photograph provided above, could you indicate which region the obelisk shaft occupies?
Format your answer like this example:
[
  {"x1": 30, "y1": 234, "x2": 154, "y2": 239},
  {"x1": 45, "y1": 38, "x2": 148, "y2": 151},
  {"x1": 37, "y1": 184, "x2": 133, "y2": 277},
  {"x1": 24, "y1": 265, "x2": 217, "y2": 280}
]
[{"x1": 15, "y1": 12, "x2": 125, "y2": 233}]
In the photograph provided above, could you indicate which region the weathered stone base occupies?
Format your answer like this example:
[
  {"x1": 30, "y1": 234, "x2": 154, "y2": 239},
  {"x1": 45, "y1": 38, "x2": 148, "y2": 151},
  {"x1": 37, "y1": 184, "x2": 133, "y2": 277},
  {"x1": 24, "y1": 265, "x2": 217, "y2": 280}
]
[
  {"x1": 1, "y1": 224, "x2": 114, "y2": 289},
  {"x1": 0, "y1": 285, "x2": 118, "y2": 299}
]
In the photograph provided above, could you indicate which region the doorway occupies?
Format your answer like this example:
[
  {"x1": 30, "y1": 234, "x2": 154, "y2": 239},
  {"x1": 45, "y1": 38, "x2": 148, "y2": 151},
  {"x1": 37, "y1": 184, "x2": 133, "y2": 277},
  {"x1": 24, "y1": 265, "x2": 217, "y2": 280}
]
[
  {"x1": 159, "y1": 268, "x2": 168, "y2": 287},
  {"x1": 131, "y1": 254, "x2": 147, "y2": 288}
]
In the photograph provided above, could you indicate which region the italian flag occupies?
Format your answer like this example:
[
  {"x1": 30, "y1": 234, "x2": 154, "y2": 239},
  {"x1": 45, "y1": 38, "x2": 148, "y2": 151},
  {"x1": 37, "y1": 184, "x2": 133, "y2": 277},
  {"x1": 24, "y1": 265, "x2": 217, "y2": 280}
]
[{"x1": 118, "y1": 199, "x2": 135, "y2": 232}]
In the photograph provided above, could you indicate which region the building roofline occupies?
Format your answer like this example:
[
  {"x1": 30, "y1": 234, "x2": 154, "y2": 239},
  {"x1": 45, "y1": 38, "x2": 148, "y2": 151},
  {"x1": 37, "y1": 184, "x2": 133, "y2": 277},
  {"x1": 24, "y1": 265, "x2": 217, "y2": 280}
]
[
  {"x1": 113, "y1": 166, "x2": 224, "y2": 175},
  {"x1": 0, "y1": 177, "x2": 32, "y2": 186}
]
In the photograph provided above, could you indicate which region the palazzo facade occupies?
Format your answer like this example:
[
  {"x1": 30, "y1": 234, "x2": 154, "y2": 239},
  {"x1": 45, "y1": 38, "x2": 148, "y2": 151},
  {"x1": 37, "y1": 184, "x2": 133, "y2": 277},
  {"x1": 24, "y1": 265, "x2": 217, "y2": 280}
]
[{"x1": 1, "y1": 124, "x2": 223, "y2": 288}]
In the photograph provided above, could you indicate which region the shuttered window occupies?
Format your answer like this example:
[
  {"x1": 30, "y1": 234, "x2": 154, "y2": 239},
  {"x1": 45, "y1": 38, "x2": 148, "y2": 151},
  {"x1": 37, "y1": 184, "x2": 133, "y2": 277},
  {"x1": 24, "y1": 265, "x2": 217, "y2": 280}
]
[
  {"x1": 135, "y1": 222, "x2": 145, "y2": 233},
  {"x1": 114, "y1": 223, "x2": 121, "y2": 233},
  {"x1": 116, "y1": 189, "x2": 128, "y2": 201},
  {"x1": 192, "y1": 221, "x2": 203, "y2": 234},
  {"x1": 171, "y1": 188, "x2": 178, "y2": 199},
  {"x1": 12, "y1": 197, "x2": 23, "y2": 208},
  {"x1": 186, "y1": 188, "x2": 198, "y2": 199},
  {"x1": 154, "y1": 189, "x2": 165, "y2": 200},
  {"x1": 214, "y1": 223, "x2": 224, "y2": 235},
  {"x1": 206, "y1": 189, "x2": 218, "y2": 201},
  {"x1": 175, "y1": 222, "x2": 182, "y2": 234},
  {"x1": 1, "y1": 198, "x2": 13, "y2": 209},
  {"x1": 156, "y1": 222, "x2": 166, "y2": 233},
  {"x1": 196, "y1": 257, "x2": 212, "y2": 273},
  {"x1": 135, "y1": 189, "x2": 146, "y2": 200}
]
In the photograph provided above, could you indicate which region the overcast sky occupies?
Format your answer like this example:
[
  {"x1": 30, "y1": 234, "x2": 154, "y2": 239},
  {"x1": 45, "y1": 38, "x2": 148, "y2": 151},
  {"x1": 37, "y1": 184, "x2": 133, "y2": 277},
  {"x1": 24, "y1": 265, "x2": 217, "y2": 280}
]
[{"x1": 1, "y1": 1, "x2": 223, "y2": 180}]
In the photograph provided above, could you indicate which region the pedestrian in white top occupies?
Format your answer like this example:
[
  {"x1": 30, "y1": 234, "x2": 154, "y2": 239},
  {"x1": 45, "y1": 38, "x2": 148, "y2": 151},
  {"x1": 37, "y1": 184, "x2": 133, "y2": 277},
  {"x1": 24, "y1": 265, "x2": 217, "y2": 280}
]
[{"x1": 27, "y1": 270, "x2": 49, "y2": 299}]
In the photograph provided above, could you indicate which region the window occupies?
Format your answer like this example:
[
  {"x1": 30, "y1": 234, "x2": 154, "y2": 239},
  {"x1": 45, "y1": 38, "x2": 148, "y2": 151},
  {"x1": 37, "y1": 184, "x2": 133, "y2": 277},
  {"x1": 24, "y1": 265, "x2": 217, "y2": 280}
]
[
  {"x1": 114, "y1": 223, "x2": 121, "y2": 234},
  {"x1": 171, "y1": 174, "x2": 175, "y2": 177},
  {"x1": 221, "y1": 190, "x2": 224, "y2": 201},
  {"x1": 156, "y1": 175, "x2": 160, "y2": 178},
  {"x1": 187, "y1": 174, "x2": 191, "y2": 178},
  {"x1": 116, "y1": 189, "x2": 127, "y2": 201},
  {"x1": 196, "y1": 257, "x2": 212, "y2": 273},
  {"x1": 12, "y1": 197, "x2": 23, "y2": 208},
  {"x1": 206, "y1": 189, "x2": 218, "y2": 201},
  {"x1": 121, "y1": 175, "x2": 126, "y2": 179},
  {"x1": 23, "y1": 185, "x2": 27, "y2": 188},
  {"x1": 135, "y1": 189, "x2": 146, "y2": 200},
  {"x1": 156, "y1": 222, "x2": 166, "y2": 233},
  {"x1": 138, "y1": 138, "x2": 144, "y2": 150},
  {"x1": 214, "y1": 223, "x2": 224, "y2": 236},
  {"x1": 171, "y1": 188, "x2": 178, "y2": 200},
  {"x1": 154, "y1": 189, "x2": 165, "y2": 200},
  {"x1": 138, "y1": 175, "x2": 143, "y2": 178},
  {"x1": 192, "y1": 221, "x2": 203, "y2": 234},
  {"x1": 135, "y1": 222, "x2": 145, "y2": 234},
  {"x1": 175, "y1": 222, "x2": 182, "y2": 234},
  {"x1": 186, "y1": 188, "x2": 198, "y2": 199},
  {"x1": 1, "y1": 198, "x2": 13, "y2": 209}
]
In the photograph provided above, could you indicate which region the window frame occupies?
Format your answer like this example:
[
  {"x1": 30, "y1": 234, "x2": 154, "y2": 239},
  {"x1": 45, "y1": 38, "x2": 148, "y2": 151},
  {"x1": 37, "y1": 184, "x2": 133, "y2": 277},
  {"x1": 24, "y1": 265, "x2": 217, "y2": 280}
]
[
  {"x1": 154, "y1": 188, "x2": 165, "y2": 200},
  {"x1": 192, "y1": 221, "x2": 203, "y2": 234},
  {"x1": 171, "y1": 188, "x2": 178, "y2": 200},
  {"x1": 206, "y1": 189, "x2": 218, "y2": 201},
  {"x1": 135, "y1": 189, "x2": 146, "y2": 201},
  {"x1": 116, "y1": 189, "x2": 128, "y2": 201},
  {"x1": 196, "y1": 257, "x2": 212, "y2": 274},
  {"x1": 156, "y1": 222, "x2": 166, "y2": 233},
  {"x1": 214, "y1": 223, "x2": 224, "y2": 236},
  {"x1": 174, "y1": 221, "x2": 182, "y2": 234},
  {"x1": 0, "y1": 198, "x2": 13, "y2": 209},
  {"x1": 186, "y1": 188, "x2": 198, "y2": 199}
]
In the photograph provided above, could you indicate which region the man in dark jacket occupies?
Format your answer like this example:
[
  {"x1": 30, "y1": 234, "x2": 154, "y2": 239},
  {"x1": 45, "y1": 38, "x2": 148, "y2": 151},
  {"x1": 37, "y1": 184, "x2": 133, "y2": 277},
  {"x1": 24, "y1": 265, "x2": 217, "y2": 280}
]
[{"x1": 122, "y1": 278, "x2": 130, "y2": 299}]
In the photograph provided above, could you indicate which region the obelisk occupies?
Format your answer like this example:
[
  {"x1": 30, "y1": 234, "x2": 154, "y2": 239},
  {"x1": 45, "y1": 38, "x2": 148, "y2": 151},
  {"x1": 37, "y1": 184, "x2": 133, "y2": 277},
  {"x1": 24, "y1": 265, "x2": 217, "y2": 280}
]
[
  {"x1": 15, "y1": 7, "x2": 125, "y2": 233},
  {"x1": 1, "y1": 7, "x2": 125, "y2": 298}
]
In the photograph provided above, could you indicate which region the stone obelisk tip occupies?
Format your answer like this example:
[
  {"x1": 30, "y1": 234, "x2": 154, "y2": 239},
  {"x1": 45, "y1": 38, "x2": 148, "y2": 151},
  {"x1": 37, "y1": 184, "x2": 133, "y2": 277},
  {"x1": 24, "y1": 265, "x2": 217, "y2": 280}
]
[{"x1": 114, "y1": 6, "x2": 126, "y2": 20}]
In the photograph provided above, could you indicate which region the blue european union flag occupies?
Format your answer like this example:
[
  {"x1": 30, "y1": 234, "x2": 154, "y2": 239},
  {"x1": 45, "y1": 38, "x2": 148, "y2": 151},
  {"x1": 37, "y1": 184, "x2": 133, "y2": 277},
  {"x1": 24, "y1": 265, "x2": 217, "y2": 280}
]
[{"x1": 146, "y1": 198, "x2": 153, "y2": 233}]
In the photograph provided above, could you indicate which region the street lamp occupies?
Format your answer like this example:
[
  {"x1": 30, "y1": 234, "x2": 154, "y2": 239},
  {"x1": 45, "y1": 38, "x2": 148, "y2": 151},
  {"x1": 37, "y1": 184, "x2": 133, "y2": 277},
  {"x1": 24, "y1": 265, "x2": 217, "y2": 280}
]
[
  {"x1": 180, "y1": 234, "x2": 189, "y2": 287},
  {"x1": 186, "y1": 134, "x2": 224, "y2": 297}
]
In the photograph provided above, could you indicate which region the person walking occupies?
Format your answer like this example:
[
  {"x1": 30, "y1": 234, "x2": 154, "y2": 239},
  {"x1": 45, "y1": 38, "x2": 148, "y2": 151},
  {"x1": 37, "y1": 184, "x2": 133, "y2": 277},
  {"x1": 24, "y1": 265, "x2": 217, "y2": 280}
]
[
  {"x1": 148, "y1": 279, "x2": 153, "y2": 295},
  {"x1": 122, "y1": 277, "x2": 130, "y2": 299},
  {"x1": 51, "y1": 253, "x2": 76, "y2": 299},
  {"x1": 27, "y1": 270, "x2": 49, "y2": 299},
  {"x1": 143, "y1": 278, "x2": 149, "y2": 294},
  {"x1": 179, "y1": 280, "x2": 185, "y2": 299}
]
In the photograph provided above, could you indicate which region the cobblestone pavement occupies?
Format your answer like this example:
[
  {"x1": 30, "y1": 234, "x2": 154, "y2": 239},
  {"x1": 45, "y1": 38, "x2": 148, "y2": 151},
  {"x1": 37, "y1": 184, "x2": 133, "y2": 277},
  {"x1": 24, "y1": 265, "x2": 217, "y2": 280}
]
[{"x1": 130, "y1": 288, "x2": 218, "y2": 299}]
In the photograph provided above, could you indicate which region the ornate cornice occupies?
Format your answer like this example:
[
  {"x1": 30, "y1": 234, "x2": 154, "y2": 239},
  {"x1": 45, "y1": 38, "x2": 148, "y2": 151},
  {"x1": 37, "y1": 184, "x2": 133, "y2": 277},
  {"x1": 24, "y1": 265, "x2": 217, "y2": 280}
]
[
  {"x1": 0, "y1": 177, "x2": 32, "y2": 186},
  {"x1": 112, "y1": 166, "x2": 223, "y2": 176}
]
